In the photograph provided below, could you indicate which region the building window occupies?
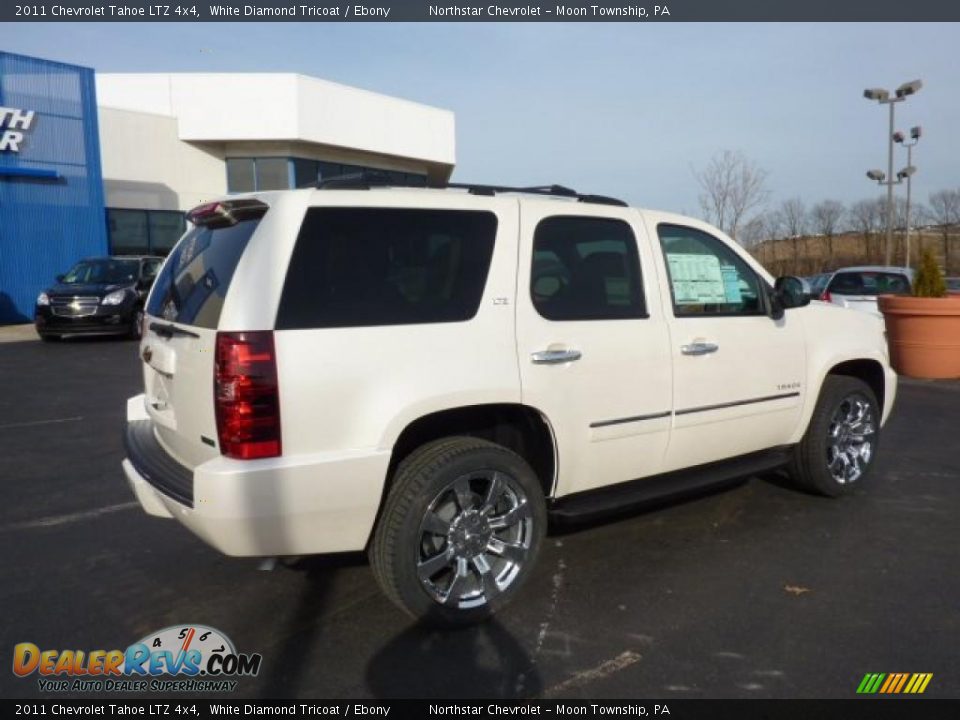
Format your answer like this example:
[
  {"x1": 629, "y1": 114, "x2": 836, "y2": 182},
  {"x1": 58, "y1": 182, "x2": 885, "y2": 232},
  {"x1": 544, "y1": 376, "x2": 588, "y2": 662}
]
[
  {"x1": 255, "y1": 157, "x2": 290, "y2": 191},
  {"x1": 293, "y1": 159, "x2": 319, "y2": 188},
  {"x1": 107, "y1": 209, "x2": 186, "y2": 257},
  {"x1": 148, "y1": 211, "x2": 187, "y2": 254},
  {"x1": 107, "y1": 209, "x2": 149, "y2": 255},
  {"x1": 226, "y1": 158, "x2": 255, "y2": 193},
  {"x1": 227, "y1": 156, "x2": 429, "y2": 193}
]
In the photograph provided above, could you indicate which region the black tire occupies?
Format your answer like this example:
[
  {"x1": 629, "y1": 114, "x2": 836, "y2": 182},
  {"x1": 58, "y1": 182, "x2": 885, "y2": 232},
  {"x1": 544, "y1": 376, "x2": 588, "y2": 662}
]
[
  {"x1": 370, "y1": 436, "x2": 546, "y2": 626},
  {"x1": 129, "y1": 307, "x2": 145, "y2": 340},
  {"x1": 789, "y1": 375, "x2": 881, "y2": 497}
]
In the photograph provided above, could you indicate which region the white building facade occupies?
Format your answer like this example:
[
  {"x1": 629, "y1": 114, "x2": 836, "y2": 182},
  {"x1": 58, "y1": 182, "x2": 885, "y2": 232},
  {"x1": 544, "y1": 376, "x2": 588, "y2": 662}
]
[{"x1": 95, "y1": 72, "x2": 456, "y2": 255}]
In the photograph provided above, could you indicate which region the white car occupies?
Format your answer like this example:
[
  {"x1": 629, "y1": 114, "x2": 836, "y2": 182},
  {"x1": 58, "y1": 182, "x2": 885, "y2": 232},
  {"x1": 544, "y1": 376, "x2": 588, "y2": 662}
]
[
  {"x1": 123, "y1": 180, "x2": 897, "y2": 624},
  {"x1": 811, "y1": 266, "x2": 913, "y2": 315}
]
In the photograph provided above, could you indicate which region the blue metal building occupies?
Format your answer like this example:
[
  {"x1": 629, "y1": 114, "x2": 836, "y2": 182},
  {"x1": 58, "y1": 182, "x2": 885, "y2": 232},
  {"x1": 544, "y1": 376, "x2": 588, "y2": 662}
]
[{"x1": 0, "y1": 52, "x2": 107, "y2": 324}]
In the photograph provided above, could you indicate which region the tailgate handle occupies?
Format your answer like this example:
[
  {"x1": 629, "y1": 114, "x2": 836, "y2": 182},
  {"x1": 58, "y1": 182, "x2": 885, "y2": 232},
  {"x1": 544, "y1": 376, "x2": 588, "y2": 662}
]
[{"x1": 149, "y1": 321, "x2": 200, "y2": 339}]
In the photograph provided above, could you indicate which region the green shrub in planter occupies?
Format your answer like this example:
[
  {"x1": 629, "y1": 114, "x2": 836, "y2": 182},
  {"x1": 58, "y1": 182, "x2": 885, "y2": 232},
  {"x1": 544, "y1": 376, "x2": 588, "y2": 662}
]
[{"x1": 913, "y1": 247, "x2": 947, "y2": 298}]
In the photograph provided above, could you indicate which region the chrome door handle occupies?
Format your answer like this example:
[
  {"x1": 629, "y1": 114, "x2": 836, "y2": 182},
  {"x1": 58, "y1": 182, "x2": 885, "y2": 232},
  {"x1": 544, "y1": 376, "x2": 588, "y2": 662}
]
[
  {"x1": 531, "y1": 349, "x2": 582, "y2": 364},
  {"x1": 680, "y1": 342, "x2": 719, "y2": 356}
]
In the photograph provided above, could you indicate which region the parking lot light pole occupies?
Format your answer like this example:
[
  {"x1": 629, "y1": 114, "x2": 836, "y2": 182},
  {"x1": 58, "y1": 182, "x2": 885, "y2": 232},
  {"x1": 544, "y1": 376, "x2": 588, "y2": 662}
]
[
  {"x1": 895, "y1": 126, "x2": 922, "y2": 269},
  {"x1": 863, "y1": 80, "x2": 923, "y2": 266}
]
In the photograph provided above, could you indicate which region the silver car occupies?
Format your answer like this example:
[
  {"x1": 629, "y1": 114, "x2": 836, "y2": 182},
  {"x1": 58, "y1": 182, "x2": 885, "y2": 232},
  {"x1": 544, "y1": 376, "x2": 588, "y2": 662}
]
[{"x1": 813, "y1": 266, "x2": 914, "y2": 315}]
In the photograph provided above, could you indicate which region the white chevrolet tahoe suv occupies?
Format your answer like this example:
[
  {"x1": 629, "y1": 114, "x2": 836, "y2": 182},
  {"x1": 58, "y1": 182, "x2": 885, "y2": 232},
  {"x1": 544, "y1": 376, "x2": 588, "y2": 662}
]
[{"x1": 123, "y1": 180, "x2": 896, "y2": 625}]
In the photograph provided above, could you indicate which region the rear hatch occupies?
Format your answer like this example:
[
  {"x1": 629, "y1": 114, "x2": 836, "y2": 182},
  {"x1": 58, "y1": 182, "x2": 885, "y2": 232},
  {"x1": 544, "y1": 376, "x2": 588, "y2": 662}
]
[
  {"x1": 140, "y1": 199, "x2": 268, "y2": 469},
  {"x1": 826, "y1": 270, "x2": 911, "y2": 314}
]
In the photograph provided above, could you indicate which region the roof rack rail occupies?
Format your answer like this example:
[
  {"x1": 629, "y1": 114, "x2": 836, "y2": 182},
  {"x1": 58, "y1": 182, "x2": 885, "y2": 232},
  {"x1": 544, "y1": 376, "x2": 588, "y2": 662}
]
[{"x1": 316, "y1": 171, "x2": 627, "y2": 207}]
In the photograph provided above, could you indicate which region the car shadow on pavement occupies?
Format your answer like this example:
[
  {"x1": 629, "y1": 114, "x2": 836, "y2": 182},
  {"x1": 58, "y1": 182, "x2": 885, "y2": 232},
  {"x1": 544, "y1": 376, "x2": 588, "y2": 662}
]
[
  {"x1": 365, "y1": 619, "x2": 542, "y2": 699},
  {"x1": 256, "y1": 553, "x2": 366, "y2": 697}
]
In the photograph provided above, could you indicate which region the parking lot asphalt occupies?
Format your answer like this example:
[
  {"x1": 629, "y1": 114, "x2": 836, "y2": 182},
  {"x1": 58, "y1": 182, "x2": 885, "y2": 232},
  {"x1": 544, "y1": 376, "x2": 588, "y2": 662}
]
[{"x1": 0, "y1": 335, "x2": 957, "y2": 700}]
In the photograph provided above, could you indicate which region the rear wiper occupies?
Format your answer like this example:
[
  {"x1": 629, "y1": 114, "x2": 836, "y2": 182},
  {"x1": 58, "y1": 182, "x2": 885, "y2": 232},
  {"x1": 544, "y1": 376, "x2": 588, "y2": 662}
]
[{"x1": 149, "y1": 321, "x2": 200, "y2": 339}]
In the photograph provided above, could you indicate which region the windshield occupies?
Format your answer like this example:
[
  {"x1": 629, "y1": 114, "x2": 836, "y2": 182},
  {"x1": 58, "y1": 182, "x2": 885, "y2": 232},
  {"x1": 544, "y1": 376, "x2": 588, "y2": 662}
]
[{"x1": 62, "y1": 259, "x2": 140, "y2": 285}]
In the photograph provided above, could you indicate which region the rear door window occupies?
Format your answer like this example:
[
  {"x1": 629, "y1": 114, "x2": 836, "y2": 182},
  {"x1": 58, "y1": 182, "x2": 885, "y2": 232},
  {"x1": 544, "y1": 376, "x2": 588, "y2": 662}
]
[
  {"x1": 146, "y1": 220, "x2": 261, "y2": 328},
  {"x1": 276, "y1": 208, "x2": 497, "y2": 329},
  {"x1": 530, "y1": 216, "x2": 646, "y2": 321},
  {"x1": 828, "y1": 271, "x2": 911, "y2": 296}
]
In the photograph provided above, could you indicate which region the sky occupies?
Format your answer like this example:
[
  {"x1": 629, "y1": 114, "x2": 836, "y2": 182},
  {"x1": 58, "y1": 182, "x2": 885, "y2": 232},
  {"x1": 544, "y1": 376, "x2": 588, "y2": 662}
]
[{"x1": 2, "y1": 22, "x2": 958, "y2": 218}]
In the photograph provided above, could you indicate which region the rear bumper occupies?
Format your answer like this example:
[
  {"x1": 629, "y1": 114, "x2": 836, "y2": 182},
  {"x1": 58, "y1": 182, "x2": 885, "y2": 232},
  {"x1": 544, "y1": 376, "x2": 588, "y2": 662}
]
[{"x1": 122, "y1": 395, "x2": 390, "y2": 557}]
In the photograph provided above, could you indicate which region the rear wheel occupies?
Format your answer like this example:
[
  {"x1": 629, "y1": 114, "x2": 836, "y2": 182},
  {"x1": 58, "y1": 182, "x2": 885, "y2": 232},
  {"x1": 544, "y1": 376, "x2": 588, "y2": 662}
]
[
  {"x1": 370, "y1": 437, "x2": 546, "y2": 626},
  {"x1": 789, "y1": 375, "x2": 880, "y2": 497}
]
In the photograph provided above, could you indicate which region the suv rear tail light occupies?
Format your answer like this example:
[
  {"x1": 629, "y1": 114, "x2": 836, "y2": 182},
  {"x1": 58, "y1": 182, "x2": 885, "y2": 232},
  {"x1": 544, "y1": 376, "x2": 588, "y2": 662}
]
[
  {"x1": 215, "y1": 331, "x2": 281, "y2": 460},
  {"x1": 820, "y1": 290, "x2": 832, "y2": 303}
]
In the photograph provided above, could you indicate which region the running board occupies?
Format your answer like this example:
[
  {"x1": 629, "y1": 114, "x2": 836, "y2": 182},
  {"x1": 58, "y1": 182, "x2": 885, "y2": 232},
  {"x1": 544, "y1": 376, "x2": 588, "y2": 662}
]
[{"x1": 549, "y1": 446, "x2": 794, "y2": 520}]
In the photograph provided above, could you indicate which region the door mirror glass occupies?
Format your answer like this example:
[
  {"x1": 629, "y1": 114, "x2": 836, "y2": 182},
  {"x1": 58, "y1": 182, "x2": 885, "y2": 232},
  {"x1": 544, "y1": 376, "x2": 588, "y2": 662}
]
[{"x1": 774, "y1": 276, "x2": 811, "y2": 310}]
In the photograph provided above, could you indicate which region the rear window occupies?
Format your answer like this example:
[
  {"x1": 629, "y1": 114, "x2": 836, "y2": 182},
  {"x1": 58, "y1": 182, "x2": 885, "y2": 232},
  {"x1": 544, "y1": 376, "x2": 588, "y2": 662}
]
[
  {"x1": 146, "y1": 219, "x2": 261, "y2": 328},
  {"x1": 828, "y1": 271, "x2": 911, "y2": 296},
  {"x1": 276, "y1": 208, "x2": 497, "y2": 329},
  {"x1": 809, "y1": 274, "x2": 830, "y2": 294}
]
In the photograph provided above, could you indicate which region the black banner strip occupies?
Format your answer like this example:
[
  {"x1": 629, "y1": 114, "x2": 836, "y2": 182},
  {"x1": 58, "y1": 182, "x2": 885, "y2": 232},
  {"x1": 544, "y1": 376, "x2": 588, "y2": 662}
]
[{"x1": 3, "y1": 1, "x2": 960, "y2": 22}]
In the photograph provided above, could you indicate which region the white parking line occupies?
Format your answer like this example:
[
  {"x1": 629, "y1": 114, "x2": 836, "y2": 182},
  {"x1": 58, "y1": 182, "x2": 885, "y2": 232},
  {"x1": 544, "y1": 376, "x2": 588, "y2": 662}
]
[
  {"x1": 543, "y1": 650, "x2": 642, "y2": 697},
  {"x1": 0, "y1": 416, "x2": 84, "y2": 430},
  {"x1": 3, "y1": 502, "x2": 138, "y2": 532}
]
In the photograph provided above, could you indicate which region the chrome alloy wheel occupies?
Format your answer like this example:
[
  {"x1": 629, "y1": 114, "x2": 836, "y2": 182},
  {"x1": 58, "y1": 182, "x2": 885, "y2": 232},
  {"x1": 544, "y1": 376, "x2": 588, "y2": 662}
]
[
  {"x1": 826, "y1": 394, "x2": 876, "y2": 484},
  {"x1": 416, "y1": 470, "x2": 533, "y2": 609}
]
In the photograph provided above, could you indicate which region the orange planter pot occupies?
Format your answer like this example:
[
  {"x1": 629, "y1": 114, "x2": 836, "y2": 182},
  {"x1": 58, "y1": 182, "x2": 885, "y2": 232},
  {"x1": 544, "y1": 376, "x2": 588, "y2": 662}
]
[{"x1": 878, "y1": 294, "x2": 960, "y2": 379}]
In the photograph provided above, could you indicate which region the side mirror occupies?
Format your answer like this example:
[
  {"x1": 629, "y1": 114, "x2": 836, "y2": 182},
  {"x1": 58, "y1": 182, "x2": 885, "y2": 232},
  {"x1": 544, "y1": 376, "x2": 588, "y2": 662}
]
[
  {"x1": 770, "y1": 276, "x2": 811, "y2": 319},
  {"x1": 55, "y1": 274, "x2": 64, "y2": 283}
]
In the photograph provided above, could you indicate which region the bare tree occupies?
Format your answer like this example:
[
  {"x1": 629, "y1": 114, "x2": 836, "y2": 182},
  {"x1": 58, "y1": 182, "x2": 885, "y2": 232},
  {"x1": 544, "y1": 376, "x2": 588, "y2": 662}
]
[
  {"x1": 773, "y1": 198, "x2": 807, "y2": 271},
  {"x1": 739, "y1": 211, "x2": 777, "y2": 249},
  {"x1": 778, "y1": 197, "x2": 808, "y2": 237},
  {"x1": 695, "y1": 150, "x2": 769, "y2": 243},
  {"x1": 929, "y1": 189, "x2": 960, "y2": 273},
  {"x1": 849, "y1": 198, "x2": 885, "y2": 262},
  {"x1": 811, "y1": 200, "x2": 845, "y2": 267}
]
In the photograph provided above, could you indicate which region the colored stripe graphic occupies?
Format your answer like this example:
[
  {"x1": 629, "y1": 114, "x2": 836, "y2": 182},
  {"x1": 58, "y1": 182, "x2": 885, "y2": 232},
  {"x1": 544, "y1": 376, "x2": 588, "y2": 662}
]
[
  {"x1": 857, "y1": 672, "x2": 932, "y2": 694},
  {"x1": 893, "y1": 673, "x2": 910, "y2": 693},
  {"x1": 879, "y1": 674, "x2": 896, "y2": 693}
]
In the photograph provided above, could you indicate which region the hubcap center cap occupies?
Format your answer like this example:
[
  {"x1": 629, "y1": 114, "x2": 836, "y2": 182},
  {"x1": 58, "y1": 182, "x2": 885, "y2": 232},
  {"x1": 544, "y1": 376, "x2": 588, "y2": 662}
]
[{"x1": 449, "y1": 511, "x2": 492, "y2": 557}]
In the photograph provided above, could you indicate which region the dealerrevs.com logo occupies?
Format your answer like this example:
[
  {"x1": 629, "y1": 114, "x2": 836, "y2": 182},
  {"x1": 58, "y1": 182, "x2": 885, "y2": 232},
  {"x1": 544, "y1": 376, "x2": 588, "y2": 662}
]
[{"x1": 13, "y1": 625, "x2": 262, "y2": 693}]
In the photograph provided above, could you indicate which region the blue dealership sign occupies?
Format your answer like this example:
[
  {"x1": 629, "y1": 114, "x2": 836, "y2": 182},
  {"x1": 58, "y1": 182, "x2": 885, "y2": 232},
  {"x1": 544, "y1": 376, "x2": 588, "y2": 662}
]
[{"x1": 0, "y1": 51, "x2": 107, "y2": 324}]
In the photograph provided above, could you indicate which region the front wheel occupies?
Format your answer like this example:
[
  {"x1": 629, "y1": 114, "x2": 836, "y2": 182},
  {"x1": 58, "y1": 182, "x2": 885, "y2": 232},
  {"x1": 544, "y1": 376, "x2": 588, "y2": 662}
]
[
  {"x1": 129, "y1": 308, "x2": 144, "y2": 340},
  {"x1": 370, "y1": 437, "x2": 546, "y2": 626},
  {"x1": 789, "y1": 375, "x2": 880, "y2": 497}
]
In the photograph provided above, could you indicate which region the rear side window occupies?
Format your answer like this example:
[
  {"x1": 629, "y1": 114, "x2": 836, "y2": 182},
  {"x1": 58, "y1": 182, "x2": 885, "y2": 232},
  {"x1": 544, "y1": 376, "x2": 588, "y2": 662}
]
[
  {"x1": 531, "y1": 216, "x2": 646, "y2": 321},
  {"x1": 146, "y1": 220, "x2": 260, "y2": 328},
  {"x1": 276, "y1": 208, "x2": 497, "y2": 329},
  {"x1": 828, "y1": 271, "x2": 911, "y2": 296}
]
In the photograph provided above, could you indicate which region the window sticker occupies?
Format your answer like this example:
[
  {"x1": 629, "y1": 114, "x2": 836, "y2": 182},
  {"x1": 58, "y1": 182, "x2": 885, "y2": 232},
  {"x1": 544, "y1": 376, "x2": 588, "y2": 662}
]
[
  {"x1": 666, "y1": 253, "x2": 728, "y2": 304},
  {"x1": 720, "y1": 264, "x2": 743, "y2": 303}
]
